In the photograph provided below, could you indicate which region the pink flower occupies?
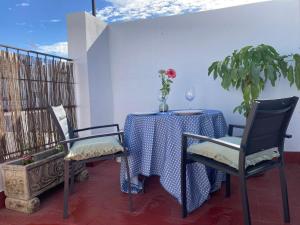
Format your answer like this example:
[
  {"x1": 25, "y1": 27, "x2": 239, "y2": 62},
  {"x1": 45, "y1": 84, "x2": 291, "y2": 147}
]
[
  {"x1": 166, "y1": 69, "x2": 176, "y2": 79},
  {"x1": 23, "y1": 155, "x2": 32, "y2": 161}
]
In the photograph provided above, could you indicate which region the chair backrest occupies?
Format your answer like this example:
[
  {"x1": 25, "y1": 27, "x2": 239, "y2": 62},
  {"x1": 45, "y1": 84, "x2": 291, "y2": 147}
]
[
  {"x1": 49, "y1": 105, "x2": 72, "y2": 141},
  {"x1": 241, "y1": 96, "x2": 298, "y2": 156}
]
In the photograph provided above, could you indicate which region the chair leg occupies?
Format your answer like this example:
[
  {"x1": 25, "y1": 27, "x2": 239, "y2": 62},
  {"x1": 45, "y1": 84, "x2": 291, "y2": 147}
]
[
  {"x1": 279, "y1": 165, "x2": 290, "y2": 223},
  {"x1": 181, "y1": 153, "x2": 187, "y2": 218},
  {"x1": 239, "y1": 176, "x2": 251, "y2": 225},
  {"x1": 142, "y1": 176, "x2": 147, "y2": 194},
  {"x1": 225, "y1": 173, "x2": 231, "y2": 198},
  {"x1": 70, "y1": 161, "x2": 75, "y2": 194},
  {"x1": 124, "y1": 155, "x2": 133, "y2": 212},
  {"x1": 63, "y1": 160, "x2": 70, "y2": 219}
]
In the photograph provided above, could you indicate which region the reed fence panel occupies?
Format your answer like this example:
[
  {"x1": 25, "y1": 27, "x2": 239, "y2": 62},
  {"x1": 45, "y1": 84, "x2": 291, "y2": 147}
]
[{"x1": 0, "y1": 49, "x2": 76, "y2": 162}]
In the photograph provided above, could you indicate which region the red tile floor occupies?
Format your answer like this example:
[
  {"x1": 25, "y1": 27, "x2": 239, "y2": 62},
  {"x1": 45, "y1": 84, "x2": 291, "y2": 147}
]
[{"x1": 0, "y1": 160, "x2": 300, "y2": 225}]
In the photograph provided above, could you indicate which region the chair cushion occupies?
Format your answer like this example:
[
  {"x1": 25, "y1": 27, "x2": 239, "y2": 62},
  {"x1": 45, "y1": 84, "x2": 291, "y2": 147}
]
[
  {"x1": 65, "y1": 136, "x2": 124, "y2": 161},
  {"x1": 51, "y1": 105, "x2": 69, "y2": 139},
  {"x1": 187, "y1": 136, "x2": 280, "y2": 169}
]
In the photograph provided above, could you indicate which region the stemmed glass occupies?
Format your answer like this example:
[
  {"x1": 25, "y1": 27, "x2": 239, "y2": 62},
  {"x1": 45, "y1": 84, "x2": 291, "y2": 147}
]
[{"x1": 185, "y1": 87, "x2": 195, "y2": 109}]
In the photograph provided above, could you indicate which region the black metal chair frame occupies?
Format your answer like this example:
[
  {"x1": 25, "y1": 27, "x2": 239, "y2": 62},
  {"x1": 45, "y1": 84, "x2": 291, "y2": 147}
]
[
  {"x1": 49, "y1": 107, "x2": 132, "y2": 219},
  {"x1": 181, "y1": 96, "x2": 298, "y2": 225}
]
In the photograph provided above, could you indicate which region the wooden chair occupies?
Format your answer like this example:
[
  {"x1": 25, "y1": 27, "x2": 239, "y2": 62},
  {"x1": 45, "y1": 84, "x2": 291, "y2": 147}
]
[
  {"x1": 49, "y1": 105, "x2": 132, "y2": 218},
  {"x1": 181, "y1": 96, "x2": 298, "y2": 225}
]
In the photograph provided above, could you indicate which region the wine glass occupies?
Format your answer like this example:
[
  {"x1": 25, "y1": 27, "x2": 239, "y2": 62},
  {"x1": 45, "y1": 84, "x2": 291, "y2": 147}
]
[{"x1": 185, "y1": 87, "x2": 195, "y2": 109}]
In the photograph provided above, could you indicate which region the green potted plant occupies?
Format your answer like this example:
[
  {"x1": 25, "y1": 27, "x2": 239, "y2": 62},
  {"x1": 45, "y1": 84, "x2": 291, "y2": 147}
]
[{"x1": 208, "y1": 44, "x2": 300, "y2": 116}]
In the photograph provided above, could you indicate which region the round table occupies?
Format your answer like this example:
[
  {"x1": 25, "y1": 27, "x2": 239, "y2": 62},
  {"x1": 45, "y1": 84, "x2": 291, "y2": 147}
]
[{"x1": 120, "y1": 110, "x2": 227, "y2": 213}]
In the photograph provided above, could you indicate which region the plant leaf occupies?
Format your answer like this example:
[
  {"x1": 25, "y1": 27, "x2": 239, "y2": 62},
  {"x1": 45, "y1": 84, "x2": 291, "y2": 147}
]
[
  {"x1": 287, "y1": 65, "x2": 294, "y2": 85},
  {"x1": 208, "y1": 61, "x2": 218, "y2": 75}
]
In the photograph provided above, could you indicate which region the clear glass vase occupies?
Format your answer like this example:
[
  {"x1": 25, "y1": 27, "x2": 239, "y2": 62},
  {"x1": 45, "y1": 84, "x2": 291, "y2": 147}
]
[{"x1": 159, "y1": 97, "x2": 169, "y2": 112}]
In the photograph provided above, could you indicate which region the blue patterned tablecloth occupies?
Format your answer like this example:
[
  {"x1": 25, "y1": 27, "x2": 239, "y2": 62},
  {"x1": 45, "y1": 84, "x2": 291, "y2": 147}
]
[{"x1": 120, "y1": 110, "x2": 227, "y2": 213}]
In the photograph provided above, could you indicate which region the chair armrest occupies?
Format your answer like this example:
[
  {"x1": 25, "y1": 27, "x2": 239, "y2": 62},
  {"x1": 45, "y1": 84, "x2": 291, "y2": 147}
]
[
  {"x1": 183, "y1": 132, "x2": 241, "y2": 151},
  {"x1": 73, "y1": 124, "x2": 120, "y2": 133},
  {"x1": 228, "y1": 124, "x2": 245, "y2": 136},
  {"x1": 285, "y1": 134, "x2": 292, "y2": 139},
  {"x1": 229, "y1": 124, "x2": 245, "y2": 129},
  {"x1": 59, "y1": 131, "x2": 124, "y2": 145},
  {"x1": 228, "y1": 125, "x2": 292, "y2": 139}
]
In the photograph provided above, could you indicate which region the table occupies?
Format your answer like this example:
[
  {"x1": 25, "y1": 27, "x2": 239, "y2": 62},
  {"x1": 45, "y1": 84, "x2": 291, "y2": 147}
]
[{"x1": 120, "y1": 110, "x2": 227, "y2": 213}]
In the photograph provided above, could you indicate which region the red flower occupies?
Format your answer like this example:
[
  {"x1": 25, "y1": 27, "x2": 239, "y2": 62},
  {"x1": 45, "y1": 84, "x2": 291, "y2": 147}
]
[
  {"x1": 23, "y1": 155, "x2": 32, "y2": 161},
  {"x1": 166, "y1": 69, "x2": 176, "y2": 79}
]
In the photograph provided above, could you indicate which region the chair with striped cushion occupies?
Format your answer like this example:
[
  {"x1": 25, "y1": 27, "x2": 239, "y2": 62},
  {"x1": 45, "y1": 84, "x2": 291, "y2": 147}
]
[
  {"x1": 181, "y1": 97, "x2": 298, "y2": 225},
  {"x1": 49, "y1": 105, "x2": 133, "y2": 218}
]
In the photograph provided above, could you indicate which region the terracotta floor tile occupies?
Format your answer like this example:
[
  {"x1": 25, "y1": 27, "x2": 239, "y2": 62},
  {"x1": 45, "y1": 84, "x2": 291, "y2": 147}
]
[{"x1": 0, "y1": 160, "x2": 299, "y2": 225}]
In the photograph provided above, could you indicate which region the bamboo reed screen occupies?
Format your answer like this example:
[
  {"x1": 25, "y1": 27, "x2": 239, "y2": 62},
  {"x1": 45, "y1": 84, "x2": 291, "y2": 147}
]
[{"x1": 0, "y1": 50, "x2": 77, "y2": 162}]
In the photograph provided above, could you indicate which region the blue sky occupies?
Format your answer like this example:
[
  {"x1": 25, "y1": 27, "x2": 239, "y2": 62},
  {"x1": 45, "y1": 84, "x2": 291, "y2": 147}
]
[
  {"x1": 0, "y1": 0, "x2": 267, "y2": 56},
  {"x1": 0, "y1": 0, "x2": 108, "y2": 55}
]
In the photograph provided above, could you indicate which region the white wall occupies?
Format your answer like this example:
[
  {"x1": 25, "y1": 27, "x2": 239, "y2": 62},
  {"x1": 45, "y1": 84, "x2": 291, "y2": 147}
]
[
  {"x1": 67, "y1": 12, "x2": 111, "y2": 133},
  {"x1": 69, "y1": 0, "x2": 300, "y2": 151},
  {"x1": 107, "y1": 0, "x2": 300, "y2": 151},
  {"x1": 87, "y1": 27, "x2": 114, "y2": 129}
]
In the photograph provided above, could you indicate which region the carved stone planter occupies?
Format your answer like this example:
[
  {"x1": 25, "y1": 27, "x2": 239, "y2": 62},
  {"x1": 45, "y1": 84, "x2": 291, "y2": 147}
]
[{"x1": 2, "y1": 148, "x2": 88, "y2": 213}]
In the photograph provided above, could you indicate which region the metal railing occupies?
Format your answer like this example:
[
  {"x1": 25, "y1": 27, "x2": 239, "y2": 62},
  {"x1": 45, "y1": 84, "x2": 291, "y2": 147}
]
[{"x1": 0, "y1": 44, "x2": 72, "y2": 61}]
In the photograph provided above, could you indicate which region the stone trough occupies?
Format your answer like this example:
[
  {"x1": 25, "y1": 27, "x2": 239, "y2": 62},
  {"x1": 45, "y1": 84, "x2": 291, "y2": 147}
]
[{"x1": 2, "y1": 148, "x2": 88, "y2": 213}]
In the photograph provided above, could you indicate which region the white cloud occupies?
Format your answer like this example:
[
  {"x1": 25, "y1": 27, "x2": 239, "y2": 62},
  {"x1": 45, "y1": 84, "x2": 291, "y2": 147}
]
[
  {"x1": 49, "y1": 19, "x2": 61, "y2": 23},
  {"x1": 16, "y1": 22, "x2": 27, "y2": 26},
  {"x1": 16, "y1": 2, "x2": 30, "y2": 7},
  {"x1": 35, "y1": 42, "x2": 68, "y2": 57},
  {"x1": 97, "y1": 0, "x2": 269, "y2": 22},
  {"x1": 41, "y1": 19, "x2": 61, "y2": 23}
]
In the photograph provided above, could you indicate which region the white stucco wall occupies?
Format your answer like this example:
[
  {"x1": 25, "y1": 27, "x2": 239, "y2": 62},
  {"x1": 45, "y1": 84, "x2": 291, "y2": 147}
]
[
  {"x1": 87, "y1": 27, "x2": 114, "y2": 129},
  {"x1": 67, "y1": 12, "x2": 112, "y2": 133},
  {"x1": 108, "y1": 0, "x2": 300, "y2": 151},
  {"x1": 68, "y1": 0, "x2": 300, "y2": 151}
]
